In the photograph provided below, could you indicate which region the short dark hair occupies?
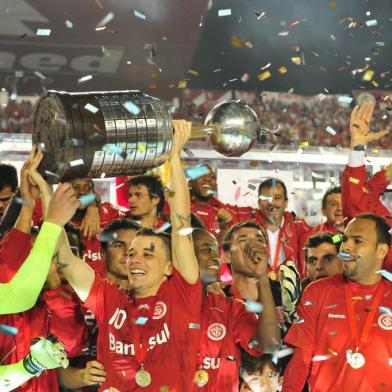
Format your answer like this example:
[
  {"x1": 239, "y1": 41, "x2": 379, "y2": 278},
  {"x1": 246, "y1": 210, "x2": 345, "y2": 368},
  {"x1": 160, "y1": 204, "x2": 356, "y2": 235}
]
[
  {"x1": 0, "y1": 164, "x2": 18, "y2": 192},
  {"x1": 355, "y1": 213, "x2": 391, "y2": 247},
  {"x1": 222, "y1": 220, "x2": 267, "y2": 252},
  {"x1": 304, "y1": 232, "x2": 341, "y2": 261},
  {"x1": 322, "y1": 186, "x2": 341, "y2": 210},
  {"x1": 128, "y1": 175, "x2": 165, "y2": 213},
  {"x1": 240, "y1": 350, "x2": 279, "y2": 377},
  {"x1": 100, "y1": 219, "x2": 140, "y2": 251},
  {"x1": 258, "y1": 178, "x2": 288, "y2": 201},
  {"x1": 64, "y1": 223, "x2": 85, "y2": 256},
  {"x1": 134, "y1": 227, "x2": 172, "y2": 259}
]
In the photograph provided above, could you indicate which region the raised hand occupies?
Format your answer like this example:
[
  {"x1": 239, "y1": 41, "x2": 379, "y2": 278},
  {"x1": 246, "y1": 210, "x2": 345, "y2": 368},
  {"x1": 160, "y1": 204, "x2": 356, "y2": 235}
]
[
  {"x1": 46, "y1": 183, "x2": 80, "y2": 226},
  {"x1": 244, "y1": 239, "x2": 269, "y2": 277},
  {"x1": 170, "y1": 120, "x2": 192, "y2": 159},
  {"x1": 350, "y1": 102, "x2": 388, "y2": 148},
  {"x1": 19, "y1": 147, "x2": 41, "y2": 206}
]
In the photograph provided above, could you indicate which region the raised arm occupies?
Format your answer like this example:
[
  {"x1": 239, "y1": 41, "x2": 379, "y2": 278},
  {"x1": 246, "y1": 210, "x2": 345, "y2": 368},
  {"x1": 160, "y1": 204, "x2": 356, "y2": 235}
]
[
  {"x1": 342, "y1": 103, "x2": 389, "y2": 222},
  {"x1": 0, "y1": 183, "x2": 79, "y2": 314},
  {"x1": 168, "y1": 120, "x2": 199, "y2": 284},
  {"x1": 27, "y1": 151, "x2": 96, "y2": 302}
]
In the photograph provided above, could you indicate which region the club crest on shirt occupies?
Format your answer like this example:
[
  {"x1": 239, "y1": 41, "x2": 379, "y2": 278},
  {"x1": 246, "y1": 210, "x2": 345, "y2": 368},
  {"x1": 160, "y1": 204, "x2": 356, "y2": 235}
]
[
  {"x1": 153, "y1": 301, "x2": 167, "y2": 319},
  {"x1": 378, "y1": 314, "x2": 392, "y2": 330},
  {"x1": 207, "y1": 323, "x2": 227, "y2": 341}
]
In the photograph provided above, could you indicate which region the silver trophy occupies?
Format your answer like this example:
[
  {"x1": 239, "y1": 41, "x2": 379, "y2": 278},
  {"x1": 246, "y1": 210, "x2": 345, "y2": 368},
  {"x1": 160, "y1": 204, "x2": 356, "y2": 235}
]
[{"x1": 32, "y1": 90, "x2": 260, "y2": 182}]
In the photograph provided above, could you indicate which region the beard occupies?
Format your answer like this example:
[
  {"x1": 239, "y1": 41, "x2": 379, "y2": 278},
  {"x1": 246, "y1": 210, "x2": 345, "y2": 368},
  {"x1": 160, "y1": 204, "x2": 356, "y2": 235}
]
[{"x1": 343, "y1": 263, "x2": 358, "y2": 280}]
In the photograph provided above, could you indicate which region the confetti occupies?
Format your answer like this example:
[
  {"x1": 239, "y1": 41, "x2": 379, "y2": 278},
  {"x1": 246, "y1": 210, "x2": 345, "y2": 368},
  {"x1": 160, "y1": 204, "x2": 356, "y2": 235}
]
[
  {"x1": 258, "y1": 70, "x2": 271, "y2": 81},
  {"x1": 241, "y1": 73, "x2": 249, "y2": 82},
  {"x1": 154, "y1": 222, "x2": 171, "y2": 234},
  {"x1": 312, "y1": 355, "x2": 331, "y2": 361},
  {"x1": 103, "y1": 144, "x2": 126, "y2": 159},
  {"x1": 348, "y1": 177, "x2": 360, "y2": 184},
  {"x1": 65, "y1": 20, "x2": 73, "y2": 28},
  {"x1": 245, "y1": 300, "x2": 263, "y2": 313},
  {"x1": 332, "y1": 234, "x2": 341, "y2": 243},
  {"x1": 326, "y1": 303, "x2": 338, "y2": 309},
  {"x1": 337, "y1": 252, "x2": 352, "y2": 261},
  {"x1": 299, "y1": 141, "x2": 309, "y2": 148},
  {"x1": 96, "y1": 11, "x2": 114, "y2": 28},
  {"x1": 14, "y1": 197, "x2": 33, "y2": 207},
  {"x1": 44, "y1": 170, "x2": 61, "y2": 180},
  {"x1": 79, "y1": 194, "x2": 97, "y2": 208},
  {"x1": 99, "y1": 231, "x2": 117, "y2": 242},
  {"x1": 36, "y1": 28, "x2": 51, "y2": 36},
  {"x1": 376, "y1": 270, "x2": 392, "y2": 282},
  {"x1": 189, "y1": 323, "x2": 201, "y2": 329},
  {"x1": 291, "y1": 56, "x2": 302, "y2": 65},
  {"x1": 177, "y1": 227, "x2": 194, "y2": 236},
  {"x1": 184, "y1": 165, "x2": 210, "y2": 180},
  {"x1": 304, "y1": 300, "x2": 313, "y2": 306},
  {"x1": 278, "y1": 66, "x2": 288, "y2": 74},
  {"x1": 278, "y1": 31, "x2": 289, "y2": 36},
  {"x1": 260, "y1": 63, "x2": 271, "y2": 71},
  {"x1": 363, "y1": 70, "x2": 374, "y2": 81},
  {"x1": 365, "y1": 19, "x2": 378, "y2": 27},
  {"x1": 34, "y1": 71, "x2": 46, "y2": 80},
  {"x1": 178, "y1": 80, "x2": 187, "y2": 89},
  {"x1": 133, "y1": 10, "x2": 146, "y2": 20},
  {"x1": 259, "y1": 195, "x2": 273, "y2": 202},
  {"x1": 218, "y1": 9, "x2": 232, "y2": 17},
  {"x1": 379, "y1": 306, "x2": 392, "y2": 315},
  {"x1": 325, "y1": 126, "x2": 336, "y2": 136},
  {"x1": 135, "y1": 316, "x2": 148, "y2": 325},
  {"x1": 293, "y1": 318, "x2": 305, "y2": 324},
  {"x1": 84, "y1": 103, "x2": 99, "y2": 113},
  {"x1": 78, "y1": 74, "x2": 92, "y2": 83},
  {"x1": 338, "y1": 96, "x2": 353, "y2": 104},
  {"x1": 69, "y1": 159, "x2": 84, "y2": 167},
  {"x1": 274, "y1": 347, "x2": 294, "y2": 358},
  {"x1": 0, "y1": 324, "x2": 18, "y2": 335}
]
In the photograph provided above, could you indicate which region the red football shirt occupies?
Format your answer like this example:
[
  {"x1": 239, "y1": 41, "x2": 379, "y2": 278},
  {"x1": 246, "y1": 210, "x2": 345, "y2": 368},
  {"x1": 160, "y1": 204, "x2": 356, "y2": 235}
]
[
  {"x1": 84, "y1": 269, "x2": 202, "y2": 391},
  {"x1": 283, "y1": 274, "x2": 392, "y2": 391},
  {"x1": 192, "y1": 294, "x2": 260, "y2": 392}
]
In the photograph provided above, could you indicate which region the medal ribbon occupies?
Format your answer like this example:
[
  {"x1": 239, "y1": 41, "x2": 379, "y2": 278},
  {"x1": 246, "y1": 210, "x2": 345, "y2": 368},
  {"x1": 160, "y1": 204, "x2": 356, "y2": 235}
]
[
  {"x1": 269, "y1": 232, "x2": 282, "y2": 272},
  {"x1": 131, "y1": 299, "x2": 158, "y2": 367},
  {"x1": 344, "y1": 282, "x2": 384, "y2": 350}
]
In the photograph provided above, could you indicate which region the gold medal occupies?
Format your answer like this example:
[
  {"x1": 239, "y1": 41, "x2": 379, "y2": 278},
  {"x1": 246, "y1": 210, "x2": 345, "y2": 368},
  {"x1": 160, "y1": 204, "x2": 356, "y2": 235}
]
[
  {"x1": 347, "y1": 351, "x2": 365, "y2": 369},
  {"x1": 135, "y1": 368, "x2": 152, "y2": 388},
  {"x1": 268, "y1": 269, "x2": 278, "y2": 281},
  {"x1": 194, "y1": 369, "x2": 209, "y2": 387}
]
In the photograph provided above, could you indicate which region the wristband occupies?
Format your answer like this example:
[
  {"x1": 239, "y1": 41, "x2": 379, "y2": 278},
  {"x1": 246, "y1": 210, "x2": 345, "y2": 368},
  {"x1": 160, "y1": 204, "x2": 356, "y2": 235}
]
[{"x1": 353, "y1": 144, "x2": 367, "y2": 151}]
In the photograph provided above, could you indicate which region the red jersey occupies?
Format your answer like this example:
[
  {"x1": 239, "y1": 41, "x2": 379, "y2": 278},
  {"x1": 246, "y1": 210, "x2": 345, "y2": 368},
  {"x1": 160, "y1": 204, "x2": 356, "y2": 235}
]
[
  {"x1": 84, "y1": 269, "x2": 202, "y2": 391},
  {"x1": 190, "y1": 197, "x2": 253, "y2": 237},
  {"x1": 342, "y1": 164, "x2": 392, "y2": 272},
  {"x1": 0, "y1": 286, "x2": 87, "y2": 392},
  {"x1": 283, "y1": 274, "x2": 392, "y2": 392},
  {"x1": 33, "y1": 199, "x2": 123, "y2": 263},
  {"x1": 252, "y1": 211, "x2": 312, "y2": 279},
  {"x1": 192, "y1": 294, "x2": 260, "y2": 392},
  {"x1": 0, "y1": 228, "x2": 87, "y2": 392}
]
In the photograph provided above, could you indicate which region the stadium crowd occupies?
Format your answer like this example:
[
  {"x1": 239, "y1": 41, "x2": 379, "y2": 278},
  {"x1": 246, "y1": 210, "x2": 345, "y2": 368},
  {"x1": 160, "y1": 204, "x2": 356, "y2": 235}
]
[{"x1": 0, "y1": 102, "x2": 391, "y2": 392}]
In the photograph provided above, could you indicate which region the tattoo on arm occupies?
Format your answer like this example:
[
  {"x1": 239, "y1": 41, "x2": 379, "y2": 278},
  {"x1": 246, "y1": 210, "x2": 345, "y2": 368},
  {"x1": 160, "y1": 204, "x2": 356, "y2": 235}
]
[{"x1": 174, "y1": 213, "x2": 193, "y2": 241}]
